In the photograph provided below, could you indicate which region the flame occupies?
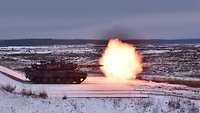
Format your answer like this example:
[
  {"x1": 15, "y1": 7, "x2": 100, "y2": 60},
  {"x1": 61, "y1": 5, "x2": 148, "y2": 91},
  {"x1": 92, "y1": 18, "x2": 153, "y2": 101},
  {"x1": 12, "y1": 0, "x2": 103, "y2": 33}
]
[{"x1": 99, "y1": 38, "x2": 143, "y2": 82}]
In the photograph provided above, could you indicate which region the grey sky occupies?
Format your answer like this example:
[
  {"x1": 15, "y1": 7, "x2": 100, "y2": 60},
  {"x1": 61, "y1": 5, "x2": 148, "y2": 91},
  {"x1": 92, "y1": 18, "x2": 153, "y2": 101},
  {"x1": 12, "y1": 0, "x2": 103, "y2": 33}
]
[{"x1": 0, "y1": 0, "x2": 200, "y2": 39}]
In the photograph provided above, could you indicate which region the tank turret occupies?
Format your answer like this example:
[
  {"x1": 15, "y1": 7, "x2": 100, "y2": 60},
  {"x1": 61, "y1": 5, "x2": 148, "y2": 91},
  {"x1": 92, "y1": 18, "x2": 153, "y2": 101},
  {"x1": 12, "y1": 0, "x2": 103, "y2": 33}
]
[{"x1": 24, "y1": 59, "x2": 102, "y2": 84}]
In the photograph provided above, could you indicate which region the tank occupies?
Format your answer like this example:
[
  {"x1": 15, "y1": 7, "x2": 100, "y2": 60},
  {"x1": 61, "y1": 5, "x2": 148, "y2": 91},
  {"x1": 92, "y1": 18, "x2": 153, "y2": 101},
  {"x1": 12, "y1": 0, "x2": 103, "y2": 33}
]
[{"x1": 24, "y1": 59, "x2": 102, "y2": 84}]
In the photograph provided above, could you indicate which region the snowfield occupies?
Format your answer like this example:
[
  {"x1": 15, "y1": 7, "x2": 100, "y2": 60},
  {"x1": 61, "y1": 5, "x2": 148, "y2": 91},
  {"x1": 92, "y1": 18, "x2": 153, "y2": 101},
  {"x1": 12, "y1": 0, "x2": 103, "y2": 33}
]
[
  {"x1": 0, "y1": 66, "x2": 200, "y2": 113},
  {"x1": 0, "y1": 89, "x2": 200, "y2": 113}
]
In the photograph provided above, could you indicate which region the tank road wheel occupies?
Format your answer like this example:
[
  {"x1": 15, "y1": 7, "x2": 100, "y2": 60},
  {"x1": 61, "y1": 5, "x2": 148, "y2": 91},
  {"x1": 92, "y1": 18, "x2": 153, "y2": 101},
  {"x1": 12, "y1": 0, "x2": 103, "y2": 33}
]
[
  {"x1": 56, "y1": 78, "x2": 61, "y2": 83},
  {"x1": 42, "y1": 79, "x2": 48, "y2": 83},
  {"x1": 62, "y1": 79, "x2": 71, "y2": 84},
  {"x1": 72, "y1": 80, "x2": 78, "y2": 84},
  {"x1": 72, "y1": 78, "x2": 84, "y2": 84},
  {"x1": 70, "y1": 78, "x2": 79, "y2": 84},
  {"x1": 34, "y1": 78, "x2": 41, "y2": 84},
  {"x1": 68, "y1": 79, "x2": 73, "y2": 84},
  {"x1": 49, "y1": 79, "x2": 55, "y2": 83}
]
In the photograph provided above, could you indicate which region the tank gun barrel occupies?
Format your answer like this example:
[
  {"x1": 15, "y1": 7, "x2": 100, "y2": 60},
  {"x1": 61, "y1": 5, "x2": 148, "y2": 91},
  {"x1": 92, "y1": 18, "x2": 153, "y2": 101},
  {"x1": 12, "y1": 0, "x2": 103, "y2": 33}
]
[{"x1": 78, "y1": 64, "x2": 103, "y2": 68}]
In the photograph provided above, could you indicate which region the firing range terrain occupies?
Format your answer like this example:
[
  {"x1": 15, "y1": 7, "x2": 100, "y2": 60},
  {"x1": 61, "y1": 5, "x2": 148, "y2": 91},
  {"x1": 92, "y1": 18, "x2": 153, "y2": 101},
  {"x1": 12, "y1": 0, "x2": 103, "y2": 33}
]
[
  {"x1": 0, "y1": 39, "x2": 200, "y2": 113},
  {"x1": 0, "y1": 39, "x2": 199, "y2": 79}
]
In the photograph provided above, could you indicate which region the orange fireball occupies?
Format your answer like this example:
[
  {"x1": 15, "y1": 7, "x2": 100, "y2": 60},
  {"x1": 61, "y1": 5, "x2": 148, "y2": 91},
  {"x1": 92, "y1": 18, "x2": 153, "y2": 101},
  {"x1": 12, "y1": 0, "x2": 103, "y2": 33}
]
[{"x1": 99, "y1": 38, "x2": 143, "y2": 82}]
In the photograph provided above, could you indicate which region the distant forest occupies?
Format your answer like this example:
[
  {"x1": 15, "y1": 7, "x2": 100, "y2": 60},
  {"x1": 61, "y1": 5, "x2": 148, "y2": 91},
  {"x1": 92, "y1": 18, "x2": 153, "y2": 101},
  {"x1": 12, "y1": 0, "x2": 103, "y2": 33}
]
[{"x1": 0, "y1": 39, "x2": 200, "y2": 46}]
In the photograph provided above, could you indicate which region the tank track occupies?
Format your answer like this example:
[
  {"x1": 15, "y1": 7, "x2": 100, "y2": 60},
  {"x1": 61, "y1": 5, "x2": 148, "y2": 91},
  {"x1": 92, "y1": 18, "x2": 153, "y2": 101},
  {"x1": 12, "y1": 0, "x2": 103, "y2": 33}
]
[{"x1": 28, "y1": 76, "x2": 87, "y2": 84}]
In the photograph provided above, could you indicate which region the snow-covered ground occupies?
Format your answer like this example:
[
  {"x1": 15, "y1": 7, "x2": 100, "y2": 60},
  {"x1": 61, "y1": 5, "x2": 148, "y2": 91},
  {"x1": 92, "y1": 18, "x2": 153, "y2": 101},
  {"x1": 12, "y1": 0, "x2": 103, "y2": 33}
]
[
  {"x1": 0, "y1": 65, "x2": 200, "y2": 98},
  {"x1": 0, "y1": 88, "x2": 200, "y2": 113},
  {"x1": 0, "y1": 65, "x2": 200, "y2": 113}
]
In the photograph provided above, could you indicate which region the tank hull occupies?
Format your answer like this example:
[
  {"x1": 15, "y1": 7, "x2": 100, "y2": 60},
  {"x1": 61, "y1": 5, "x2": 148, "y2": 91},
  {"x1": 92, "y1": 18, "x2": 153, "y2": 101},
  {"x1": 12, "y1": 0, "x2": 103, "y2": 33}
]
[{"x1": 24, "y1": 68, "x2": 87, "y2": 84}]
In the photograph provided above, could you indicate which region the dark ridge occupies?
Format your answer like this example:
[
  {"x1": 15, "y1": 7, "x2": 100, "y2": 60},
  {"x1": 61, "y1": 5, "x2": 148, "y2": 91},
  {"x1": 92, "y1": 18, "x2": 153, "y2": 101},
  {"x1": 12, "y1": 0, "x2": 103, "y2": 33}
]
[
  {"x1": 0, "y1": 39, "x2": 106, "y2": 46},
  {"x1": 0, "y1": 39, "x2": 200, "y2": 46}
]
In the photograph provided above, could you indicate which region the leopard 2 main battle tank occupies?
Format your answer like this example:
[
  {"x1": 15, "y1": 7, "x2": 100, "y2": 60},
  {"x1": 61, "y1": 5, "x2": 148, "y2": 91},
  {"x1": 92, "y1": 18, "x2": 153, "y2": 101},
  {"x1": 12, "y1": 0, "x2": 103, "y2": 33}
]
[{"x1": 24, "y1": 59, "x2": 102, "y2": 84}]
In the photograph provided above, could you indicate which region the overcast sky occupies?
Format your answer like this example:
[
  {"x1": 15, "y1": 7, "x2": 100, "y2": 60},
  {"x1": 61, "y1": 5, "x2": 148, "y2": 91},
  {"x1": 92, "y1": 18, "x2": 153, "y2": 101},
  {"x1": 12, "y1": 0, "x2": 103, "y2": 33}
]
[{"x1": 0, "y1": 0, "x2": 200, "y2": 39}]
